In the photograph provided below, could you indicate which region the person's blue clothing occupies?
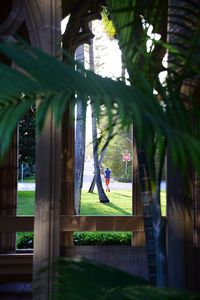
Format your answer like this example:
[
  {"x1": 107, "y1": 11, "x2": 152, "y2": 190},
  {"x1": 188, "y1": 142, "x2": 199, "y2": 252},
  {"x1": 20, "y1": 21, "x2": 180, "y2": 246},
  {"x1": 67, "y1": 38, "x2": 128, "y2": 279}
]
[{"x1": 104, "y1": 168, "x2": 111, "y2": 178}]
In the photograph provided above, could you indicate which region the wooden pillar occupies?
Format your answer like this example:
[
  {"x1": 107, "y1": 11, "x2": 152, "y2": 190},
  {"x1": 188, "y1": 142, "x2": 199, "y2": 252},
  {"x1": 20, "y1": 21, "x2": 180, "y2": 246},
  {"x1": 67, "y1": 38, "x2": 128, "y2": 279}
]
[
  {"x1": 0, "y1": 0, "x2": 24, "y2": 255},
  {"x1": 167, "y1": 0, "x2": 197, "y2": 289},
  {"x1": 25, "y1": 1, "x2": 62, "y2": 299},
  {"x1": 60, "y1": 103, "x2": 75, "y2": 252},
  {"x1": 132, "y1": 129, "x2": 145, "y2": 246},
  {"x1": 0, "y1": 133, "x2": 18, "y2": 253},
  {"x1": 167, "y1": 159, "x2": 193, "y2": 289},
  {"x1": 33, "y1": 110, "x2": 61, "y2": 299}
]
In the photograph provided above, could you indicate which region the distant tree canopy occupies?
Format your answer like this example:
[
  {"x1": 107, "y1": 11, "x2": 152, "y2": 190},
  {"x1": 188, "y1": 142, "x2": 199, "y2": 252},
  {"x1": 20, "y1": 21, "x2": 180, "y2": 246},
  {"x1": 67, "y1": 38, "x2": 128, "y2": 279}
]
[
  {"x1": 98, "y1": 110, "x2": 133, "y2": 181},
  {"x1": 102, "y1": 131, "x2": 132, "y2": 181},
  {"x1": 19, "y1": 107, "x2": 35, "y2": 170}
]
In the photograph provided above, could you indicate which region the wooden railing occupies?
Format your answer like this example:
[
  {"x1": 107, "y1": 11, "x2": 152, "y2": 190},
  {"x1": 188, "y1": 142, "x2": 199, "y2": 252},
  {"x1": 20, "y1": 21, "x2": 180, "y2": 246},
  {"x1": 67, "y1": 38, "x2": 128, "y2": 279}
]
[
  {"x1": 0, "y1": 215, "x2": 144, "y2": 232},
  {"x1": 0, "y1": 215, "x2": 144, "y2": 275}
]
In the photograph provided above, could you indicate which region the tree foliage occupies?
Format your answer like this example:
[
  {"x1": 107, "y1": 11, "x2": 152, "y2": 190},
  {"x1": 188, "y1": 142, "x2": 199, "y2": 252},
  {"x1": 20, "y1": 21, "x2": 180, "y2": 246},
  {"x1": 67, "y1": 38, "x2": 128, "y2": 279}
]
[
  {"x1": 0, "y1": 20, "x2": 199, "y2": 174},
  {"x1": 98, "y1": 116, "x2": 133, "y2": 181}
]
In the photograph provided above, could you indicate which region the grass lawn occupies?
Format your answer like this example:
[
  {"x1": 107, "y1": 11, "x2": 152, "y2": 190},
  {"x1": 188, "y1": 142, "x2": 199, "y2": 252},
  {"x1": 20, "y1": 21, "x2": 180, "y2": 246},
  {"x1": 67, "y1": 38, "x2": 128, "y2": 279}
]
[
  {"x1": 17, "y1": 189, "x2": 166, "y2": 216},
  {"x1": 17, "y1": 191, "x2": 35, "y2": 215},
  {"x1": 81, "y1": 190, "x2": 132, "y2": 216},
  {"x1": 18, "y1": 176, "x2": 35, "y2": 183}
]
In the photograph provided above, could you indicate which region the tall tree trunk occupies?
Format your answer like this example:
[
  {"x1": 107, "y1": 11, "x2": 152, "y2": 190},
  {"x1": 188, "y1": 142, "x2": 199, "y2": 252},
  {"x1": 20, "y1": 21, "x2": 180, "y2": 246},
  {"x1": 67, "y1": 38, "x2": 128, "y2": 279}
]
[
  {"x1": 74, "y1": 45, "x2": 86, "y2": 214},
  {"x1": 88, "y1": 125, "x2": 114, "y2": 193},
  {"x1": 123, "y1": 7, "x2": 169, "y2": 286},
  {"x1": 89, "y1": 23, "x2": 109, "y2": 203},
  {"x1": 137, "y1": 144, "x2": 168, "y2": 287},
  {"x1": 74, "y1": 98, "x2": 86, "y2": 214},
  {"x1": 91, "y1": 103, "x2": 109, "y2": 202}
]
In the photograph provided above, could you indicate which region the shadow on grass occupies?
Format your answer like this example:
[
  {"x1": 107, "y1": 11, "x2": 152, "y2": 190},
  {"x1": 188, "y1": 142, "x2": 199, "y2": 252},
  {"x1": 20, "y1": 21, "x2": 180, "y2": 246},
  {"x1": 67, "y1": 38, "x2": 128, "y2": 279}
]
[
  {"x1": 102, "y1": 202, "x2": 131, "y2": 215},
  {"x1": 111, "y1": 192, "x2": 131, "y2": 198}
]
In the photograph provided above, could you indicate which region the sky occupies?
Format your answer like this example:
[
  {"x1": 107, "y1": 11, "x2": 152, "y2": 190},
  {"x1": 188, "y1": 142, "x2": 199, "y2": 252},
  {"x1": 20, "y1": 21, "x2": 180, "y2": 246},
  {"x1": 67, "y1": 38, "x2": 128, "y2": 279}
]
[{"x1": 61, "y1": 18, "x2": 122, "y2": 79}]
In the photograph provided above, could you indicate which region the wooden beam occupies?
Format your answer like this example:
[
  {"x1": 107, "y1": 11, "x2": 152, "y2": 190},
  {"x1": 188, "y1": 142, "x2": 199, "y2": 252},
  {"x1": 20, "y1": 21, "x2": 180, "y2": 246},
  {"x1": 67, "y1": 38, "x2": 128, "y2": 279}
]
[
  {"x1": 0, "y1": 216, "x2": 144, "y2": 232},
  {"x1": 0, "y1": 216, "x2": 34, "y2": 232},
  {"x1": 0, "y1": 132, "x2": 18, "y2": 252},
  {"x1": 60, "y1": 215, "x2": 144, "y2": 232},
  {"x1": 0, "y1": 253, "x2": 33, "y2": 274}
]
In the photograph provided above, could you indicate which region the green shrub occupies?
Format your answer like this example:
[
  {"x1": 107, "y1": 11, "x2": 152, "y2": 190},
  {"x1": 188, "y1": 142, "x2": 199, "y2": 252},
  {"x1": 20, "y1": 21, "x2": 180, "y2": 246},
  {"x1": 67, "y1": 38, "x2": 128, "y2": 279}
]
[
  {"x1": 73, "y1": 232, "x2": 132, "y2": 245},
  {"x1": 16, "y1": 232, "x2": 132, "y2": 248},
  {"x1": 16, "y1": 232, "x2": 33, "y2": 249}
]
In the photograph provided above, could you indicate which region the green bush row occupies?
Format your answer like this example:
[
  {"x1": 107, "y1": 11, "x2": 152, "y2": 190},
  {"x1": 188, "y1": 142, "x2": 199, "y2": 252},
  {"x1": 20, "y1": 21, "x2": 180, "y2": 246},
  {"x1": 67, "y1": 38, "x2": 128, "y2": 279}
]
[
  {"x1": 16, "y1": 232, "x2": 132, "y2": 248},
  {"x1": 73, "y1": 232, "x2": 132, "y2": 245}
]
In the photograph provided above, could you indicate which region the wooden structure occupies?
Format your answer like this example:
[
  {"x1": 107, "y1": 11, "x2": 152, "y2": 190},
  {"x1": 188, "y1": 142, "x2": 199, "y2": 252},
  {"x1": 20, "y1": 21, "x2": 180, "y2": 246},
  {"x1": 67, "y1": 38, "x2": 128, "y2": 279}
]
[
  {"x1": 0, "y1": 0, "x2": 199, "y2": 298},
  {"x1": 0, "y1": 1, "x2": 144, "y2": 297}
]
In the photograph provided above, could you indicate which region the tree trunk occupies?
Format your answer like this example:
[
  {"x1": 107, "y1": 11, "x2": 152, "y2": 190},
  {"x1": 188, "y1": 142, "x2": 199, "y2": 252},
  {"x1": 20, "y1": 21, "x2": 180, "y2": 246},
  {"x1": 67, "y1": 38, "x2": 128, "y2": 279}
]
[
  {"x1": 91, "y1": 103, "x2": 109, "y2": 203},
  {"x1": 88, "y1": 175, "x2": 96, "y2": 193},
  {"x1": 88, "y1": 125, "x2": 114, "y2": 193},
  {"x1": 137, "y1": 146, "x2": 168, "y2": 287},
  {"x1": 74, "y1": 45, "x2": 86, "y2": 214},
  {"x1": 74, "y1": 98, "x2": 86, "y2": 214},
  {"x1": 89, "y1": 23, "x2": 109, "y2": 203}
]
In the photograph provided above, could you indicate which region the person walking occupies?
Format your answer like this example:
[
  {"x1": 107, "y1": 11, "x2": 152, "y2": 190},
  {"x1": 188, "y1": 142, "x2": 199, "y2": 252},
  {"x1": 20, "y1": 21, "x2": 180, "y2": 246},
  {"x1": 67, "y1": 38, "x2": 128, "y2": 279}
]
[{"x1": 104, "y1": 167, "x2": 111, "y2": 192}]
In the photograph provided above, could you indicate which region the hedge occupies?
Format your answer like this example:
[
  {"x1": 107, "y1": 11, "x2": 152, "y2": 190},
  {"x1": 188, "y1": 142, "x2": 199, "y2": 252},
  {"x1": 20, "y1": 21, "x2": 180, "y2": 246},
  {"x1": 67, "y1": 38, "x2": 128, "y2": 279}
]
[{"x1": 16, "y1": 232, "x2": 132, "y2": 249}]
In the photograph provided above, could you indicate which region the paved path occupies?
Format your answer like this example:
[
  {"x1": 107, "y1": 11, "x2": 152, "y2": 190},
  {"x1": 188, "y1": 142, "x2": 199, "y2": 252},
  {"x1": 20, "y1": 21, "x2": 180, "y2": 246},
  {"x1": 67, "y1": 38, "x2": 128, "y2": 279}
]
[
  {"x1": 18, "y1": 181, "x2": 166, "y2": 191},
  {"x1": 18, "y1": 181, "x2": 131, "y2": 191},
  {"x1": 18, "y1": 160, "x2": 166, "y2": 191},
  {"x1": 82, "y1": 160, "x2": 132, "y2": 191},
  {"x1": 18, "y1": 183, "x2": 35, "y2": 191}
]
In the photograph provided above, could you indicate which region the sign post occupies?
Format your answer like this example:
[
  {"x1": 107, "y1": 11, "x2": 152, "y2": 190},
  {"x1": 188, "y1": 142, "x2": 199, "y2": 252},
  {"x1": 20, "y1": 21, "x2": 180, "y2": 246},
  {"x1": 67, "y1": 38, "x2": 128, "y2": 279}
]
[{"x1": 122, "y1": 150, "x2": 132, "y2": 174}]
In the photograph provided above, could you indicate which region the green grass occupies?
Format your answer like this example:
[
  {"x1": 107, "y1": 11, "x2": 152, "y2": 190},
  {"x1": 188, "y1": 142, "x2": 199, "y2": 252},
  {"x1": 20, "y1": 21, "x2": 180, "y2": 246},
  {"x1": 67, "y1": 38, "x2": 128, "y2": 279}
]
[
  {"x1": 17, "y1": 191, "x2": 35, "y2": 215},
  {"x1": 81, "y1": 190, "x2": 132, "y2": 216},
  {"x1": 18, "y1": 176, "x2": 35, "y2": 183},
  {"x1": 161, "y1": 191, "x2": 166, "y2": 216},
  {"x1": 17, "y1": 189, "x2": 166, "y2": 216}
]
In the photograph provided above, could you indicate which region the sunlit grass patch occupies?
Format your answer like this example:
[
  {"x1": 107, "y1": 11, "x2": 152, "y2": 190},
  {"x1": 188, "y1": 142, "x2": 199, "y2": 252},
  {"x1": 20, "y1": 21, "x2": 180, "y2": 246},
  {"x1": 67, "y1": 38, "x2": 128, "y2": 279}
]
[
  {"x1": 80, "y1": 190, "x2": 132, "y2": 216},
  {"x1": 17, "y1": 189, "x2": 166, "y2": 216}
]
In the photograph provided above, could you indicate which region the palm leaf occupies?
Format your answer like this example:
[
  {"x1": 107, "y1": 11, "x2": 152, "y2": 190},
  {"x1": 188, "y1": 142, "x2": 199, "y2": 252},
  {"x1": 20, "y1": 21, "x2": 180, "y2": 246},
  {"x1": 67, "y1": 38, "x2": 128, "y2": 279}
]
[
  {"x1": 35, "y1": 258, "x2": 199, "y2": 300},
  {"x1": 0, "y1": 3, "x2": 199, "y2": 174},
  {"x1": 51, "y1": 258, "x2": 148, "y2": 300},
  {"x1": 107, "y1": 0, "x2": 200, "y2": 173}
]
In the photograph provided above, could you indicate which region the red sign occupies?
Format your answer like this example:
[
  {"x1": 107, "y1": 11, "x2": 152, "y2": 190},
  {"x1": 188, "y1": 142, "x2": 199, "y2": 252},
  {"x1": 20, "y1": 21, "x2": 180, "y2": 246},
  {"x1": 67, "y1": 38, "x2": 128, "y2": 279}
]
[{"x1": 122, "y1": 153, "x2": 131, "y2": 161}]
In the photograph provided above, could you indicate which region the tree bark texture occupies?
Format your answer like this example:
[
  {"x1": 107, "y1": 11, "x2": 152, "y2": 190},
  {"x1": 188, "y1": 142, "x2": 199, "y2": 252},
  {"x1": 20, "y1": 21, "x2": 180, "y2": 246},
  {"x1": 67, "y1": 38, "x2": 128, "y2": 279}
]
[
  {"x1": 137, "y1": 148, "x2": 168, "y2": 286},
  {"x1": 74, "y1": 45, "x2": 86, "y2": 214},
  {"x1": 74, "y1": 98, "x2": 86, "y2": 214},
  {"x1": 88, "y1": 125, "x2": 114, "y2": 193},
  {"x1": 89, "y1": 24, "x2": 109, "y2": 203},
  {"x1": 91, "y1": 103, "x2": 109, "y2": 203}
]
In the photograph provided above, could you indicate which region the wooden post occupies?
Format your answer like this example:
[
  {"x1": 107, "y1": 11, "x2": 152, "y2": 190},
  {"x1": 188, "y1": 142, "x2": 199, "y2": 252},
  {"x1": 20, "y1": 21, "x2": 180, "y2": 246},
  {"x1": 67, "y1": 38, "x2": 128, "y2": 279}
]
[
  {"x1": 26, "y1": 1, "x2": 62, "y2": 299},
  {"x1": 167, "y1": 0, "x2": 195, "y2": 289},
  {"x1": 33, "y1": 109, "x2": 61, "y2": 299},
  {"x1": 167, "y1": 158, "x2": 193, "y2": 288},
  {"x1": 0, "y1": 133, "x2": 18, "y2": 253},
  {"x1": 132, "y1": 129, "x2": 145, "y2": 246},
  {"x1": 60, "y1": 103, "x2": 75, "y2": 252}
]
